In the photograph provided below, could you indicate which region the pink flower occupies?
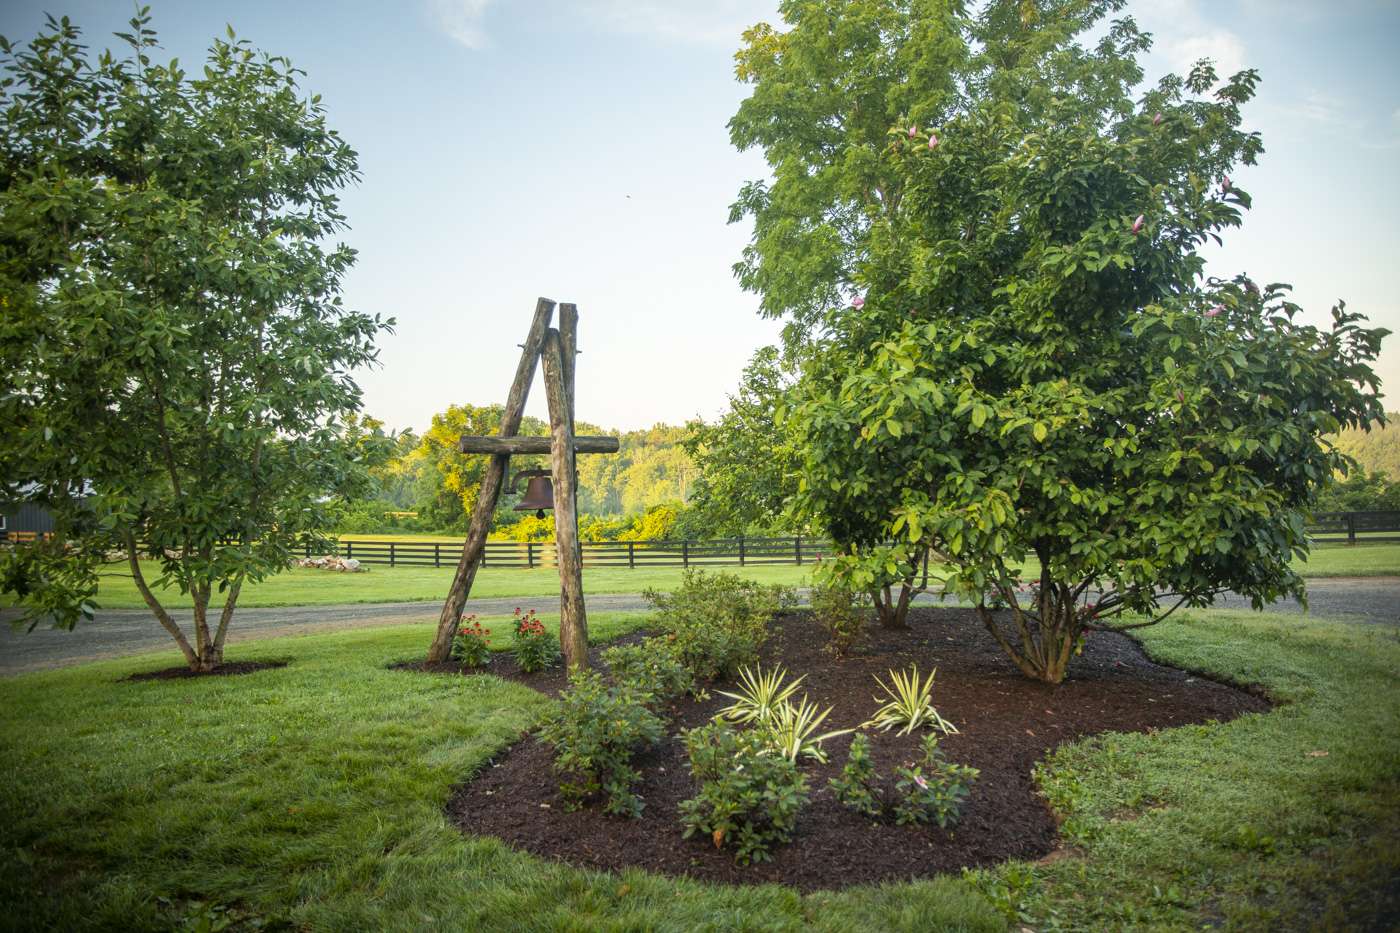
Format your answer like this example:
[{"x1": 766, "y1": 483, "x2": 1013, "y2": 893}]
[
  {"x1": 913, "y1": 774, "x2": 928, "y2": 790},
  {"x1": 1205, "y1": 304, "x2": 1224, "y2": 318},
  {"x1": 1152, "y1": 112, "x2": 1163, "y2": 125},
  {"x1": 1132, "y1": 215, "x2": 1145, "y2": 234},
  {"x1": 1221, "y1": 175, "x2": 1231, "y2": 192},
  {"x1": 1176, "y1": 389, "x2": 1185, "y2": 403},
  {"x1": 928, "y1": 133, "x2": 939, "y2": 149},
  {"x1": 852, "y1": 296, "x2": 865, "y2": 309},
  {"x1": 908, "y1": 124, "x2": 918, "y2": 138}
]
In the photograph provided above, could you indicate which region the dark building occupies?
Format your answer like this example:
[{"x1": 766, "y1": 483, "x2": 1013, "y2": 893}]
[{"x1": 1, "y1": 501, "x2": 58, "y2": 540}]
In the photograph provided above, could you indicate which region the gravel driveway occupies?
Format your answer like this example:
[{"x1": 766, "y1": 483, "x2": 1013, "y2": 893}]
[{"x1": 1, "y1": 577, "x2": 1394, "y2": 676}]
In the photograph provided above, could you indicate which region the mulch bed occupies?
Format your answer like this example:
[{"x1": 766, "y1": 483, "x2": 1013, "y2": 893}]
[
  {"x1": 123, "y1": 659, "x2": 289, "y2": 682},
  {"x1": 389, "y1": 630, "x2": 648, "y2": 695},
  {"x1": 445, "y1": 607, "x2": 1270, "y2": 891}
]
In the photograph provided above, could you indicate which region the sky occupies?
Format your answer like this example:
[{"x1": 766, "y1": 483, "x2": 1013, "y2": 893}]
[{"x1": 2, "y1": 0, "x2": 1397, "y2": 433}]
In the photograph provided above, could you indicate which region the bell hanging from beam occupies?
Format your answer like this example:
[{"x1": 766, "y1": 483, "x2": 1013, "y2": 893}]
[{"x1": 512, "y1": 469, "x2": 554, "y2": 519}]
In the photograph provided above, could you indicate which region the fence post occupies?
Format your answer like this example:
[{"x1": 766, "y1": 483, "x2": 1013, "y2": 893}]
[
  {"x1": 682, "y1": 539, "x2": 689, "y2": 569},
  {"x1": 794, "y1": 536, "x2": 802, "y2": 566},
  {"x1": 628, "y1": 541, "x2": 636, "y2": 569},
  {"x1": 1347, "y1": 512, "x2": 1356, "y2": 546},
  {"x1": 921, "y1": 547, "x2": 929, "y2": 589},
  {"x1": 739, "y1": 535, "x2": 746, "y2": 567},
  {"x1": 527, "y1": 541, "x2": 535, "y2": 569},
  {"x1": 346, "y1": 541, "x2": 353, "y2": 561},
  {"x1": 434, "y1": 543, "x2": 441, "y2": 568},
  {"x1": 389, "y1": 541, "x2": 396, "y2": 567}
]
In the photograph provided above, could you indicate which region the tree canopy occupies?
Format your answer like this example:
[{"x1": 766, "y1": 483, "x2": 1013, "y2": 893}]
[
  {"x1": 727, "y1": 0, "x2": 1388, "y2": 681},
  {"x1": 0, "y1": 11, "x2": 390, "y2": 670}
]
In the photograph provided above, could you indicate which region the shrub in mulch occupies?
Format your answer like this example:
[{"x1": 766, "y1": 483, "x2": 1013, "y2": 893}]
[
  {"x1": 447, "y1": 606, "x2": 1270, "y2": 892},
  {"x1": 123, "y1": 659, "x2": 289, "y2": 683}
]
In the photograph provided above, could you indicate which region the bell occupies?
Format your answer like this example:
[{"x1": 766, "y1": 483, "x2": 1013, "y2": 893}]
[{"x1": 513, "y1": 470, "x2": 554, "y2": 519}]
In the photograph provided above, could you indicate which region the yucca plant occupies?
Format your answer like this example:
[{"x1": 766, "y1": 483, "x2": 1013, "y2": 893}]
[
  {"x1": 862, "y1": 665, "x2": 958, "y2": 737},
  {"x1": 716, "y1": 663, "x2": 805, "y2": 726},
  {"x1": 761, "y1": 694, "x2": 851, "y2": 763}
]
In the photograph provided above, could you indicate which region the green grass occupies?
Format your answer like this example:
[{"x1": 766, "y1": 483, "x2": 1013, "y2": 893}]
[
  {"x1": 8, "y1": 542, "x2": 1393, "y2": 612},
  {"x1": 2, "y1": 610, "x2": 1397, "y2": 930}
]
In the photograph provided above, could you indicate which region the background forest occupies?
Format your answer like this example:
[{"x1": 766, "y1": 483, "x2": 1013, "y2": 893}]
[{"x1": 332, "y1": 406, "x2": 1400, "y2": 541}]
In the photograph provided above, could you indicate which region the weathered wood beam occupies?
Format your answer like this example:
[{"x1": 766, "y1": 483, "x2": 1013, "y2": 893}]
[
  {"x1": 457, "y1": 435, "x2": 619, "y2": 455},
  {"x1": 541, "y1": 328, "x2": 589, "y2": 671},
  {"x1": 427, "y1": 297, "x2": 554, "y2": 663}
]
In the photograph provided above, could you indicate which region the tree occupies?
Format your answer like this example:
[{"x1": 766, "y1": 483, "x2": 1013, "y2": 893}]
[
  {"x1": 411, "y1": 404, "x2": 550, "y2": 530},
  {"x1": 0, "y1": 11, "x2": 390, "y2": 670},
  {"x1": 733, "y1": 0, "x2": 1387, "y2": 680},
  {"x1": 684, "y1": 347, "x2": 805, "y2": 536}
]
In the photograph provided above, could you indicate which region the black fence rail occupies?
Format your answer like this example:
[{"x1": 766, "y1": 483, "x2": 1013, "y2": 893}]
[
  {"x1": 1307, "y1": 510, "x2": 1400, "y2": 545},
  {"x1": 317, "y1": 536, "x2": 837, "y2": 570}
]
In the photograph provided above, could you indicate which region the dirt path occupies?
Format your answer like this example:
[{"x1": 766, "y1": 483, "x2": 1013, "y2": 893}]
[{"x1": 1, "y1": 577, "x2": 1394, "y2": 676}]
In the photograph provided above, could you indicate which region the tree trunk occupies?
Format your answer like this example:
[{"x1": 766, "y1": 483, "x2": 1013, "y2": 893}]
[
  {"x1": 126, "y1": 533, "x2": 200, "y2": 670},
  {"x1": 976, "y1": 589, "x2": 1080, "y2": 685}
]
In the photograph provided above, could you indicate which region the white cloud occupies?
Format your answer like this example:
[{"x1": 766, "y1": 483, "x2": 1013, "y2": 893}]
[
  {"x1": 1289, "y1": 90, "x2": 1362, "y2": 128},
  {"x1": 429, "y1": 0, "x2": 495, "y2": 49},
  {"x1": 1161, "y1": 29, "x2": 1248, "y2": 79}
]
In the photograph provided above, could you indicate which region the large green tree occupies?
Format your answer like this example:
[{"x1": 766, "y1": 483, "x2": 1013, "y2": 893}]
[
  {"x1": 0, "y1": 12, "x2": 390, "y2": 670},
  {"x1": 731, "y1": 0, "x2": 1387, "y2": 681}
]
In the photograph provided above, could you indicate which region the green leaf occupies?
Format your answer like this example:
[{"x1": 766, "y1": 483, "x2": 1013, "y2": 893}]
[{"x1": 1032, "y1": 422, "x2": 1048, "y2": 443}]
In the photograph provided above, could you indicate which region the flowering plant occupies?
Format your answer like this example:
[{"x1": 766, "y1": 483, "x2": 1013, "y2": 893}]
[
  {"x1": 510, "y1": 607, "x2": 559, "y2": 673},
  {"x1": 892, "y1": 734, "x2": 978, "y2": 828},
  {"x1": 451, "y1": 615, "x2": 490, "y2": 668}
]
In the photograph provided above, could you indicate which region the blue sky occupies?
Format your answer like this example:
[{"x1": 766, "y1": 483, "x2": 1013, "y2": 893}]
[{"x1": 3, "y1": 1, "x2": 1397, "y2": 432}]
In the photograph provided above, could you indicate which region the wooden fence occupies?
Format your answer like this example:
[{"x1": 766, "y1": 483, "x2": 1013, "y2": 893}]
[{"x1": 311, "y1": 510, "x2": 1400, "y2": 569}]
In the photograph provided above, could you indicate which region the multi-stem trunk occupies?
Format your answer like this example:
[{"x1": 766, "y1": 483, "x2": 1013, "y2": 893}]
[{"x1": 976, "y1": 583, "x2": 1082, "y2": 685}]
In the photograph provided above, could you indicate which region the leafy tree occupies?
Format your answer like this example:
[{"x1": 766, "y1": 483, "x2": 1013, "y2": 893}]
[
  {"x1": 0, "y1": 12, "x2": 389, "y2": 670},
  {"x1": 684, "y1": 347, "x2": 804, "y2": 536},
  {"x1": 733, "y1": 0, "x2": 1387, "y2": 680},
  {"x1": 1330, "y1": 412, "x2": 1400, "y2": 480},
  {"x1": 412, "y1": 403, "x2": 549, "y2": 530},
  {"x1": 1314, "y1": 471, "x2": 1400, "y2": 513}
]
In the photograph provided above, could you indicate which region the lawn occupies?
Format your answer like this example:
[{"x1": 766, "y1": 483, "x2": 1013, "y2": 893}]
[
  {"x1": 9, "y1": 542, "x2": 1395, "y2": 611},
  {"x1": 0, "y1": 610, "x2": 1396, "y2": 930}
]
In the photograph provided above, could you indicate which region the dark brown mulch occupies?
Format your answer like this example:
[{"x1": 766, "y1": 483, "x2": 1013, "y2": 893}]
[
  {"x1": 446, "y1": 606, "x2": 1271, "y2": 892},
  {"x1": 123, "y1": 659, "x2": 289, "y2": 682},
  {"x1": 389, "y1": 630, "x2": 649, "y2": 696}
]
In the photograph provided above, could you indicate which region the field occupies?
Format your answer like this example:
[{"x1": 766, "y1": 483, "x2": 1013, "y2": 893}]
[
  {"x1": 9, "y1": 542, "x2": 1395, "y2": 611},
  {"x1": 0, "y1": 609, "x2": 1395, "y2": 929}
]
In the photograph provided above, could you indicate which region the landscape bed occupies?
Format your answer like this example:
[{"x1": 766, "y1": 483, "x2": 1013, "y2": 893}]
[{"x1": 442, "y1": 607, "x2": 1269, "y2": 891}]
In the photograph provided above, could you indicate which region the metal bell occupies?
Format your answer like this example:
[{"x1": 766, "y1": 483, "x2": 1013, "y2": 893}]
[{"x1": 513, "y1": 469, "x2": 554, "y2": 519}]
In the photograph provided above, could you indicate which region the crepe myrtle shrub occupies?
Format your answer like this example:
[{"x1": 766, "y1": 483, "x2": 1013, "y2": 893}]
[
  {"x1": 742, "y1": 2, "x2": 1387, "y2": 678},
  {"x1": 451, "y1": 616, "x2": 490, "y2": 668},
  {"x1": 642, "y1": 570, "x2": 795, "y2": 682},
  {"x1": 678, "y1": 720, "x2": 809, "y2": 865},
  {"x1": 0, "y1": 12, "x2": 392, "y2": 671},
  {"x1": 539, "y1": 669, "x2": 665, "y2": 818},
  {"x1": 510, "y1": 608, "x2": 559, "y2": 673},
  {"x1": 600, "y1": 636, "x2": 695, "y2": 706}
]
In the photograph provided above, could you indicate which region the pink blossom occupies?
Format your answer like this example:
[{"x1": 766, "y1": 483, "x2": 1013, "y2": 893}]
[
  {"x1": 908, "y1": 124, "x2": 918, "y2": 138},
  {"x1": 1152, "y1": 112, "x2": 1163, "y2": 125},
  {"x1": 913, "y1": 774, "x2": 928, "y2": 790},
  {"x1": 1205, "y1": 304, "x2": 1224, "y2": 317},
  {"x1": 1132, "y1": 215, "x2": 1145, "y2": 234},
  {"x1": 852, "y1": 296, "x2": 865, "y2": 309},
  {"x1": 928, "y1": 133, "x2": 939, "y2": 149},
  {"x1": 1176, "y1": 389, "x2": 1185, "y2": 403},
  {"x1": 1221, "y1": 175, "x2": 1231, "y2": 192}
]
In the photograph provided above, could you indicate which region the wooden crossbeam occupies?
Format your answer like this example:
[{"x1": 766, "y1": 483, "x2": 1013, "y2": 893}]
[{"x1": 457, "y1": 435, "x2": 619, "y2": 455}]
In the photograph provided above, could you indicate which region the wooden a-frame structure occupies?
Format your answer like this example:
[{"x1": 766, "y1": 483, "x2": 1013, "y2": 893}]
[{"x1": 426, "y1": 298, "x2": 618, "y2": 669}]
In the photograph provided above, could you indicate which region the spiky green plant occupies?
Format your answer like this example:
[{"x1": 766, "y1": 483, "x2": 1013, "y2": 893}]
[
  {"x1": 716, "y1": 663, "x2": 805, "y2": 726},
  {"x1": 761, "y1": 694, "x2": 852, "y2": 763},
  {"x1": 862, "y1": 665, "x2": 958, "y2": 737}
]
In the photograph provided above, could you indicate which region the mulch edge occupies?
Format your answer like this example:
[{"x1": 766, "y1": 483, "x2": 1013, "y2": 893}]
[{"x1": 121, "y1": 659, "x2": 290, "y2": 683}]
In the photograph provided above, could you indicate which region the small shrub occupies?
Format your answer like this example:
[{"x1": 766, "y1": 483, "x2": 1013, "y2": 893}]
[
  {"x1": 829, "y1": 733, "x2": 882, "y2": 818},
  {"x1": 810, "y1": 580, "x2": 869, "y2": 658},
  {"x1": 760, "y1": 694, "x2": 850, "y2": 763},
  {"x1": 678, "y1": 720, "x2": 808, "y2": 865},
  {"x1": 601, "y1": 636, "x2": 694, "y2": 705},
  {"x1": 892, "y1": 734, "x2": 979, "y2": 828},
  {"x1": 643, "y1": 570, "x2": 795, "y2": 682},
  {"x1": 451, "y1": 615, "x2": 490, "y2": 668},
  {"x1": 863, "y1": 665, "x2": 959, "y2": 736},
  {"x1": 538, "y1": 670, "x2": 664, "y2": 818},
  {"x1": 510, "y1": 607, "x2": 559, "y2": 673},
  {"x1": 716, "y1": 663, "x2": 805, "y2": 726}
]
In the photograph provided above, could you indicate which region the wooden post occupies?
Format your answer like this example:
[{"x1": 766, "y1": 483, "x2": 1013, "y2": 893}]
[
  {"x1": 527, "y1": 541, "x2": 535, "y2": 569},
  {"x1": 427, "y1": 298, "x2": 555, "y2": 662},
  {"x1": 542, "y1": 328, "x2": 589, "y2": 671},
  {"x1": 795, "y1": 535, "x2": 802, "y2": 566}
]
